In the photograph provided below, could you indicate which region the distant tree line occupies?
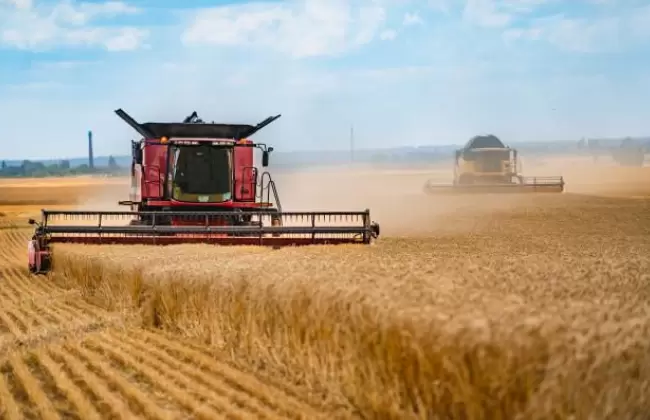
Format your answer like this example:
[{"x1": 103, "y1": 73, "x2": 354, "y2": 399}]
[
  {"x1": 0, "y1": 156, "x2": 126, "y2": 178},
  {"x1": 577, "y1": 137, "x2": 649, "y2": 167}
]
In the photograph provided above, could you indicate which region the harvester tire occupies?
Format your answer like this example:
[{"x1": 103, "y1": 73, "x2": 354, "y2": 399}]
[{"x1": 40, "y1": 254, "x2": 52, "y2": 274}]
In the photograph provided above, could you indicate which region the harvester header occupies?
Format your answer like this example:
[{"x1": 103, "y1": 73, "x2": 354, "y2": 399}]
[{"x1": 27, "y1": 109, "x2": 380, "y2": 275}]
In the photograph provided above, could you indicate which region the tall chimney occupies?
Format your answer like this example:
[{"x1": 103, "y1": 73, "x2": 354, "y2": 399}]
[{"x1": 88, "y1": 130, "x2": 94, "y2": 169}]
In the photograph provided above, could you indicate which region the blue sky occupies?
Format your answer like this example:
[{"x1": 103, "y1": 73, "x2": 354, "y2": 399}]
[{"x1": 1, "y1": 0, "x2": 650, "y2": 160}]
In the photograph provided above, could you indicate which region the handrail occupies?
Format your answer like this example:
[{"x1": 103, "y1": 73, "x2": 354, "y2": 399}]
[
  {"x1": 258, "y1": 171, "x2": 282, "y2": 212},
  {"x1": 259, "y1": 171, "x2": 270, "y2": 202},
  {"x1": 268, "y1": 179, "x2": 282, "y2": 213}
]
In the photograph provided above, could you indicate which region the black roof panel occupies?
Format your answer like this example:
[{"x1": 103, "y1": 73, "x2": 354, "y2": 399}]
[
  {"x1": 464, "y1": 135, "x2": 505, "y2": 150},
  {"x1": 141, "y1": 122, "x2": 257, "y2": 139},
  {"x1": 114, "y1": 108, "x2": 281, "y2": 140}
]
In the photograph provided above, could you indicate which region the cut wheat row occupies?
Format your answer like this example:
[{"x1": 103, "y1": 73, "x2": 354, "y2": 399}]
[
  {"x1": 0, "y1": 229, "x2": 128, "y2": 353},
  {"x1": 0, "y1": 224, "x2": 327, "y2": 419},
  {"x1": 0, "y1": 329, "x2": 323, "y2": 420}
]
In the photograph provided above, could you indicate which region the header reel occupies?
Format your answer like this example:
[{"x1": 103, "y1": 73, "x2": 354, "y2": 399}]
[{"x1": 27, "y1": 209, "x2": 380, "y2": 274}]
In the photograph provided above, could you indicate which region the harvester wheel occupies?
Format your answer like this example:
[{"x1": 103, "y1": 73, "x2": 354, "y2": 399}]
[
  {"x1": 371, "y1": 222, "x2": 380, "y2": 238},
  {"x1": 40, "y1": 253, "x2": 52, "y2": 273},
  {"x1": 27, "y1": 238, "x2": 52, "y2": 275}
]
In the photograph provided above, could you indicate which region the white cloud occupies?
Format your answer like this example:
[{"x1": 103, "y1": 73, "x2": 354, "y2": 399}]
[
  {"x1": 629, "y1": 4, "x2": 650, "y2": 38},
  {"x1": 462, "y1": 0, "x2": 563, "y2": 28},
  {"x1": 500, "y1": 0, "x2": 556, "y2": 13},
  {"x1": 102, "y1": 27, "x2": 148, "y2": 51},
  {"x1": 356, "y1": 65, "x2": 434, "y2": 81},
  {"x1": 463, "y1": 0, "x2": 512, "y2": 28},
  {"x1": 182, "y1": 0, "x2": 388, "y2": 58},
  {"x1": 0, "y1": 0, "x2": 147, "y2": 51},
  {"x1": 505, "y1": 4, "x2": 650, "y2": 52},
  {"x1": 379, "y1": 29, "x2": 397, "y2": 40},
  {"x1": 33, "y1": 59, "x2": 97, "y2": 70},
  {"x1": 502, "y1": 26, "x2": 541, "y2": 43},
  {"x1": 50, "y1": 1, "x2": 138, "y2": 26},
  {"x1": 403, "y1": 11, "x2": 423, "y2": 26},
  {"x1": 6, "y1": 81, "x2": 65, "y2": 90},
  {"x1": 539, "y1": 16, "x2": 620, "y2": 52},
  {"x1": 5, "y1": 0, "x2": 32, "y2": 9},
  {"x1": 428, "y1": 0, "x2": 451, "y2": 14}
]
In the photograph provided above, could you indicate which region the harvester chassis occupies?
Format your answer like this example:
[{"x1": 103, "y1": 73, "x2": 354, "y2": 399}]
[{"x1": 27, "y1": 108, "x2": 382, "y2": 275}]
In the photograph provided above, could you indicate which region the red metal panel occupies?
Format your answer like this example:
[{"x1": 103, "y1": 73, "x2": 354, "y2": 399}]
[
  {"x1": 170, "y1": 217, "x2": 231, "y2": 227},
  {"x1": 49, "y1": 236, "x2": 361, "y2": 246},
  {"x1": 233, "y1": 143, "x2": 256, "y2": 201},
  {"x1": 145, "y1": 200, "x2": 273, "y2": 208},
  {"x1": 141, "y1": 142, "x2": 167, "y2": 199}
]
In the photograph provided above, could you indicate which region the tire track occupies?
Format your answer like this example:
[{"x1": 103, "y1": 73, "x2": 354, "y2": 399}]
[
  {"x1": 48, "y1": 345, "x2": 138, "y2": 419},
  {"x1": 63, "y1": 344, "x2": 178, "y2": 419},
  {"x1": 8, "y1": 353, "x2": 60, "y2": 420},
  {"x1": 0, "y1": 359, "x2": 22, "y2": 420},
  {"x1": 33, "y1": 349, "x2": 102, "y2": 420},
  {"x1": 82, "y1": 335, "x2": 229, "y2": 419},
  {"x1": 0, "y1": 308, "x2": 25, "y2": 340},
  {"x1": 128, "y1": 329, "x2": 325, "y2": 419},
  {"x1": 0, "y1": 227, "x2": 130, "y2": 352},
  {"x1": 96, "y1": 331, "x2": 286, "y2": 419}
]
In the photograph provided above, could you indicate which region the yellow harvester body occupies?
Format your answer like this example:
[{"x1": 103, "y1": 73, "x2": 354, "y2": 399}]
[{"x1": 424, "y1": 135, "x2": 565, "y2": 194}]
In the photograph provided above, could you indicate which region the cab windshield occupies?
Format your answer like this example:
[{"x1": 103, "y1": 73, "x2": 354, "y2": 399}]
[{"x1": 170, "y1": 144, "x2": 232, "y2": 203}]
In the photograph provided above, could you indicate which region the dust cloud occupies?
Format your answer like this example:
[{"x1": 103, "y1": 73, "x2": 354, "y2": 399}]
[
  {"x1": 73, "y1": 178, "x2": 130, "y2": 213},
  {"x1": 272, "y1": 154, "x2": 650, "y2": 236},
  {"x1": 61, "y1": 154, "x2": 649, "y2": 235},
  {"x1": 62, "y1": 176, "x2": 131, "y2": 227}
]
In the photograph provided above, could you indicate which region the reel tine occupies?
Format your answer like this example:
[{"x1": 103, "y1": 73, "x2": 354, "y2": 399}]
[{"x1": 38, "y1": 210, "x2": 376, "y2": 245}]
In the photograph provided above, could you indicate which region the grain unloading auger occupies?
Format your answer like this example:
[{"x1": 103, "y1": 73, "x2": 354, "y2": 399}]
[
  {"x1": 27, "y1": 109, "x2": 380, "y2": 275},
  {"x1": 424, "y1": 135, "x2": 565, "y2": 195}
]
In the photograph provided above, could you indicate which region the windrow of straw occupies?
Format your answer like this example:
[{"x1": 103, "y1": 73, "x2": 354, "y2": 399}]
[{"x1": 51, "y1": 211, "x2": 650, "y2": 420}]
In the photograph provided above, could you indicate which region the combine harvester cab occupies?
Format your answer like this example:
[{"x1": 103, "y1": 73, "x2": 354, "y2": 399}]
[
  {"x1": 28, "y1": 109, "x2": 380, "y2": 275},
  {"x1": 424, "y1": 135, "x2": 565, "y2": 195}
]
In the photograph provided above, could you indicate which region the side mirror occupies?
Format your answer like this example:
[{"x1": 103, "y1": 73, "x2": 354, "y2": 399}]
[
  {"x1": 28, "y1": 218, "x2": 35, "y2": 225},
  {"x1": 268, "y1": 147, "x2": 274, "y2": 153},
  {"x1": 262, "y1": 151, "x2": 270, "y2": 167}
]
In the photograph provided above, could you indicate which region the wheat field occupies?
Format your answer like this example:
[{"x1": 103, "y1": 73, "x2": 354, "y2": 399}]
[
  {"x1": 0, "y1": 229, "x2": 331, "y2": 419},
  {"x1": 1, "y1": 156, "x2": 649, "y2": 419}
]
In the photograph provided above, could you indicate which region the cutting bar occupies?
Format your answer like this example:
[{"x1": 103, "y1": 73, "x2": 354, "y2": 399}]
[
  {"x1": 35, "y1": 209, "x2": 380, "y2": 246},
  {"x1": 424, "y1": 176, "x2": 565, "y2": 195}
]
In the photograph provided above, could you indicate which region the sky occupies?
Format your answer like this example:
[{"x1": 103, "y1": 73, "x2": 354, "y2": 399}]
[{"x1": 1, "y1": 0, "x2": 650, "y2": 160}]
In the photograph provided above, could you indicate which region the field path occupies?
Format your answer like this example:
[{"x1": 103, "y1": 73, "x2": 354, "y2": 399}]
[{"x1": 0, "y1": 228, "x2": 329, "y2": 419}]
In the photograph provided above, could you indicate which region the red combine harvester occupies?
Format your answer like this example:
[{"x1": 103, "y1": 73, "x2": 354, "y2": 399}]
[{"x1": 27, "y1": 109, "x2": 380, "y2": 274}]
